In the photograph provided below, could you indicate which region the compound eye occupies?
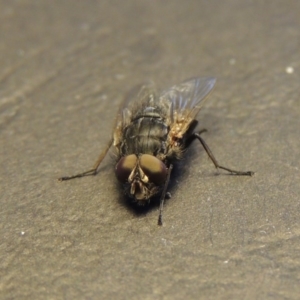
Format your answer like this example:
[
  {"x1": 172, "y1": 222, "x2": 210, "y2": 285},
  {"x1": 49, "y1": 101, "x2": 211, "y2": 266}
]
[
  {"x1": 140, "y1": 154, "x2": 167, "y2": 185},
  {"x1": 115, "y1": 154, "x2": 137, "y2": 183}
]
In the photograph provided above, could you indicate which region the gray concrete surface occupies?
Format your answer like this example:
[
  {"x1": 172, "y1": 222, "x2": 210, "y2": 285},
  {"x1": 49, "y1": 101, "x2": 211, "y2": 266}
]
[{"x1": 1, "y1": 1, "x2": 300, "y2": 299}]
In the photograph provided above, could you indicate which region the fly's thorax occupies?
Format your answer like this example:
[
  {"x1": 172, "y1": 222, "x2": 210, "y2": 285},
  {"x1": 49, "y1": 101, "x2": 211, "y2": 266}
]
[
  {"x1": 120, "y1": 114, "x2": 169, "y2": 156},
  {"x1": 115, "y1": 154, "x2": 168, "y2": 201}
]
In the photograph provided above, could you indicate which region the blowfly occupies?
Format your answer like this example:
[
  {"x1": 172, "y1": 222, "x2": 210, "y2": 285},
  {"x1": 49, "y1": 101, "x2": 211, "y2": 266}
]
[{"x1": 59, "y1": 77, "x2": 253, "y2": 225}]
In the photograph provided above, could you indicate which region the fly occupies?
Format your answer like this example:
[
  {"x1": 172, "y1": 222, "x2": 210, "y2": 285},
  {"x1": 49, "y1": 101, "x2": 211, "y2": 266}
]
[{"x1": 59, "y1": 77, "x2": 253, "y2": 225}]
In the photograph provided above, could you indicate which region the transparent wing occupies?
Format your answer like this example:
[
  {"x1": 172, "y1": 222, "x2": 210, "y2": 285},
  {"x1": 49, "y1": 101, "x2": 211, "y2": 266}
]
[
  {"x1": 113, "y1": 82, "x2": 159, "y2": 147},
  {"x1": 159, "y1": 77, "x2": 216, "y2": 121},
  {"x1": 121, "y1": 82, "x2": 158, "y2": 126}
]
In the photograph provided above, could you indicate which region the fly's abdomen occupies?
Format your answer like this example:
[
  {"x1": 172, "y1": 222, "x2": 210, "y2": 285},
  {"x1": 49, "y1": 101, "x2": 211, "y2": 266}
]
[{"x1": 122, "y1": 116, "x2": 168, "y2": 155}]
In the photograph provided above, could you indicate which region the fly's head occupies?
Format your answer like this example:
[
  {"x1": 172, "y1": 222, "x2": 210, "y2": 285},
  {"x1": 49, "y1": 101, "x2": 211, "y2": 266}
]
[{"x1": 115, "y1": 154, "x2": 168, "y2": 204}]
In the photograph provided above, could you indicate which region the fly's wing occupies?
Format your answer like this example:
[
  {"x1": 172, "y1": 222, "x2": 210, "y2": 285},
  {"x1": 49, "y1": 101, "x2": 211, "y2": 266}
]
[
  {"x1": 121, "y1": 82, "x2": 158, "y2": 126},
  {"x1": 159, "y1": 77, "x2": 216, "y2": 139},
  {"x1": 160, "y1": 77, "x2": 216, "y2": 120},
  {"x1": 113, "y1": 82, "x2": 158, "y2": 147}
]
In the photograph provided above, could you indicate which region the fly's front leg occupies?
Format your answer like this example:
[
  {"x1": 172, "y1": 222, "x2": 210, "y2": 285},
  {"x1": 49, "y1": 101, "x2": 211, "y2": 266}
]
[
  {"x1": 158, "y1": 164, "x2": 173, "y2": 226},
  {"x1": 58, "y1": 138, "x2": 113, "y2": 181},
  {"x1": 189, "y1": 132, "x2": 253, "y2": 176}
]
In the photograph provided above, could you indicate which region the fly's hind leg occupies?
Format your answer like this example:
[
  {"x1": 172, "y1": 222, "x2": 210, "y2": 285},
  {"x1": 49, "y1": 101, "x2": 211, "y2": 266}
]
[
  {"x1": 58, "y1": 138, "x2": 113, "y2": 181},
  {"x1": 188, "y1": 131, "x2": 253, "y2": 176}
]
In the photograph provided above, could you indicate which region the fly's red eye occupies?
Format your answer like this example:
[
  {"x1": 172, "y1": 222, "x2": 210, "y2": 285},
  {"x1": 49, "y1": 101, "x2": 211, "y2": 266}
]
[
  {"x1": 115, "y1": 154, "x2": 137, "y2": 183},
  {"x1": 140, "y1": 154, "x2": 167, "y2": 185}
]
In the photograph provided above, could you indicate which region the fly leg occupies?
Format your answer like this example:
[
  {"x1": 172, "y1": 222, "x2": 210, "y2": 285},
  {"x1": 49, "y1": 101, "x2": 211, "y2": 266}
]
[
  {"x1": 188, "y1": 132, "x2": 254, "y2": 176},
  {"x1": 58, "y1": 138, "x2": 113, "y2": 181},
  {"x1": 158, "y1": 164, "x2": 173, "y2": 226}
]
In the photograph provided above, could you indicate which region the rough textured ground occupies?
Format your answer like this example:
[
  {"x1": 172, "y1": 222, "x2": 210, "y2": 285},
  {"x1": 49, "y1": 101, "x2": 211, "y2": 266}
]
[{"x1": 1, "y1": 1, "x2": 300, "y2": 299}]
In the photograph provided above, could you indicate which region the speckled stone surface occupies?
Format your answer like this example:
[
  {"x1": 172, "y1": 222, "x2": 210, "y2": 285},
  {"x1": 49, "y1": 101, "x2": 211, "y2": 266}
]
[{"x1": 1, "y1": 1, "x2": 300, "y2": 299}]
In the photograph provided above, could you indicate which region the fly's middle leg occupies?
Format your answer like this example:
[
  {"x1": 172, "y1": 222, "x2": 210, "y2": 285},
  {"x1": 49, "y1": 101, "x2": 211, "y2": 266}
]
[
  {"x1": 58, "y1": 138, "x2": 113, "y2": 181},
  {"x1": 187, "y1": 131, "x2": 254, "y2": 176}
]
